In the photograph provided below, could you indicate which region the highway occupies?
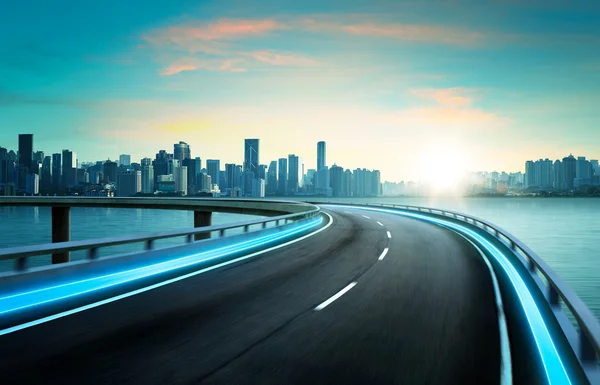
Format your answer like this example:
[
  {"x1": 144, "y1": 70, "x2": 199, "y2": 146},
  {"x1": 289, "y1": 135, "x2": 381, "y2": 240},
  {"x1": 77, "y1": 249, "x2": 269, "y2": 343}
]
[{"x1": 0, "y1": 205, "x2": 501, "y2": 384}]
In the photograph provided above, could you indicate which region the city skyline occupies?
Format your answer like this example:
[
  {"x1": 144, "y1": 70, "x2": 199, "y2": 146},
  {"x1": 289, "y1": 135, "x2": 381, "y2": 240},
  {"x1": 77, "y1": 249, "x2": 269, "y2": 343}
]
[{"x1": 1, "y1": 1, "x2": 600, "y2": 181}]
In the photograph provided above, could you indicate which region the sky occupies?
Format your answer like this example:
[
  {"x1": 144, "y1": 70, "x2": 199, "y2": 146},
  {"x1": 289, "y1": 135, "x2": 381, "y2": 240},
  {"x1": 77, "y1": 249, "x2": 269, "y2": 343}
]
[{"x1": 1, "y1": 0, "x2": 600, "y2": 182}]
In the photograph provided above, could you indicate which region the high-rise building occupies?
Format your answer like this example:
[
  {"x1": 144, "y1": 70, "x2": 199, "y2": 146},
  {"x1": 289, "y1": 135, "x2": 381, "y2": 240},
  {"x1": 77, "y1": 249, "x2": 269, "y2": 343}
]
[
  {"x1": 287, "y1": 155, "x2": 300, "y2": 194},
  {"x1": 251, "y1": 178, "x2": 265, "y2": 198},
  {"x1": 330, "y1": 164, "x2": 344, "y2": 197},
  {"x1": 117, "y1": 171, "x2": 142, "y2": 197},
  {"x1": 317, "y1": 141, "x2": 326, "y2": 171},
  {"x1": 41, "y1": 156, "x2": 52, "y2": 191},
  {"x1": 62, "y1": 150, "x2": 77, "y2": 188},
  {"x1": 141, "y1": 158, "x2": 154, "y2": 194},
  {"x1": 267, "y1": 161, "x2": 277, "y2": 195},
  {"x1": 18, "y1": 134, "x2": 33, "y2": 173},
  {"x1": 525, "y1": 160, "x2": 536, "y2": 188},
  {"x1": 278, "y1": 158, "x2": 287, "y2": 195},
  {"x1": 553, "y1": 160, "x2": 562, "y2": 189},
  {"x1": 257, "y1": 164, "x2": 267, "y2": 180},
  {"x1": 178, "y1": 166, "x2": 188, "y2": 196},
  {"x1": 182, "y1": 158, "x2": 197, "y2": 195},
  {"x1": 206, "y1": 160, "x2": 220, "y2": 189},
  {"x1": 561, "y1": 155, "x2": 576, "y2": 190},
  {"x1": 52, "y1": 153, "x2": 62, "y2": 190},
  {"x1": 225, "y1": 163, "x2": 238, "y2": 190},
  {"x1": 119, "y1": 154, "x2": 131, "y2": 167},
  {"x1": 103, "y1": 160, "x2": 118, "y2": 184},
  {"x1": 243, "y1": 139, "x2": 259, "y2": 195},
  {"x1": 244, "y1": 139, "x2": 260, "y2": 175},
  {"x1": 25, "y1": 173, "x2": 39, "y2": 195},
  {"x1": 174, "y1": 141, "x2": 191, "y2": 162}
]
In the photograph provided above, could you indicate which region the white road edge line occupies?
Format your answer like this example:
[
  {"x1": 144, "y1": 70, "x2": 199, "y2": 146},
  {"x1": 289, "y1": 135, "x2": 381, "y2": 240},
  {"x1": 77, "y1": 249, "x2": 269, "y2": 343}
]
[
  {"x1": 378, "y1": 248, "x2": 389, "y2": 261},
  {"x1": 455, "y1": 233, "x2": 513, "y2": 385},
  {"x1": 0, "y1": 211, "x2": 335, "y2": 337},
  {"x1": 387, "y1": 231, "x2": 392, "y2": 239},
  {"x1": 362, "y1": 215, "x2": 370, "y2": 219},
  {"x1": 377, "y1": 221, "x2": 384, "y2": 227},
  {"x1": 314, "y1": 282, "x2": 358, "y2": 311},
  {"x1": 344, "y1": 211, "x2": 352, "y2": 214}
]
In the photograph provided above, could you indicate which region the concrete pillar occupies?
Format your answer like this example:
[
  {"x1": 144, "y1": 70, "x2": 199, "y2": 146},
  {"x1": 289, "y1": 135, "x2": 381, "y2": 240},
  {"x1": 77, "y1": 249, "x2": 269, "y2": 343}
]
[
  {"x1": 194, "y1": 211, "x2": 212, "y2": 241},
  {"x1": 52, "y1": 206, "x2": 71, "y2": 264}
]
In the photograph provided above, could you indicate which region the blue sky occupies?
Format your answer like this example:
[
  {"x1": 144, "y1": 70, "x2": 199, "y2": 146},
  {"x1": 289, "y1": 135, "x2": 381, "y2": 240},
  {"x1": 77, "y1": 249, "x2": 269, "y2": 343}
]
[{"x1": 1, "y1": 0, "x2": 599, "y2": 181}]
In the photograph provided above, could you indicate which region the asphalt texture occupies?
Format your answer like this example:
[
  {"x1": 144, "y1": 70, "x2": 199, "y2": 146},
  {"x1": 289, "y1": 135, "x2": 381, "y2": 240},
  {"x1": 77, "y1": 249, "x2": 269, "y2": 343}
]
[{"x1": 0, "y1": 205, "x2": 501, "y2": 385}]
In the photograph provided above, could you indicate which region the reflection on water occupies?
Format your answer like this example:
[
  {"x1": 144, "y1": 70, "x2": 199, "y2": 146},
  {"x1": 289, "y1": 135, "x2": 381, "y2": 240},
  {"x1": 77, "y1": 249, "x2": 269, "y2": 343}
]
[{"x1": 307, "y1": 197, "x2": 600, "y2": 319}]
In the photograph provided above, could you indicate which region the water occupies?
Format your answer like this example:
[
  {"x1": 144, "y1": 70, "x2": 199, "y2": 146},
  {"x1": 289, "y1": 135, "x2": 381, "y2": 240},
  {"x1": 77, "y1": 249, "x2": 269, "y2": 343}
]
[
  {"x1": 0, "y1": 207, "x2": 263, "y2": 270},
  {"x1": 305, "y1": 197, "x2": 600, "y2": 320},
  {"x1": 0, "y1": 198, "x2": 599, "y2": 320}
]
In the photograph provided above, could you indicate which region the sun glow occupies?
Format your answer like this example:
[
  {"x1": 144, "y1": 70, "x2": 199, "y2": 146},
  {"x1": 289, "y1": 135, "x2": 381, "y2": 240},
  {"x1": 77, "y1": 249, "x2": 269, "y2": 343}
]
[{"x1": 418, "y1": 146, "x2": 469, "y2": 194}]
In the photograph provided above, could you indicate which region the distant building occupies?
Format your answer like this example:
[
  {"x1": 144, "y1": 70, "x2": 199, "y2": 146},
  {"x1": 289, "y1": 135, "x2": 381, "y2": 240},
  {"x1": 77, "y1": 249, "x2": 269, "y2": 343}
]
[
  {"x1": 317, "y1": 141, "x2": 326, "y2": 172},
  {"x1": 251, "y1": 178, "x2": 265, "y2": 198},
  {"x1": 52, "y1": 153, "x2": 62, "y2": 190},
  {"x1": 18, "y1": 134, "x2": 33, "y2": 173},
  {"x1": 267, "y1": 161, "x2": 277, "y2": 195},
  {"x1": 206, "y1": 160, "x2": 220, "y2": 190},
  {"x1": 41, "y1": 156, "x2": 52, "y2": 191},
  {"x1": 141, "y1": 158, "x2": 154, "y2": 194},
  {"x1": 287, "y1": 154, "x2": 300, "y2": 194},
  {"x1": 62, "y1": 150, "x2": 77, "y2": 188},
  {"x1": 278, "y1": 158, "x2": 287, "y2": 195},
  {"x1": 244, "y1": 139, "x2": 260, "y2": 195},
  {"x1": 561, "y1": 155, "x2": 576, "y2": 190},
  {"x1": 117, "y1": 171, "x2": 141, "y2": 197},
  {"x1": 174, "y1": 141, "x2": 191, "y2": 162},
  {"x1": 103, "y1": 160, "x2": 118, "y2": 184},
  {"x1": 119, "y1": 154, "x2": 131, "y2": 167},
  {"x1": 26, "y1": 173, "x2": 39, "y2": 195}
]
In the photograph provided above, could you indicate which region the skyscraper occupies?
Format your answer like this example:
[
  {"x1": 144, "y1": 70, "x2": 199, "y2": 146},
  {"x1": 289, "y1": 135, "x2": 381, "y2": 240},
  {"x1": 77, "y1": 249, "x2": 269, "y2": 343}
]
[
  {"x1": 41, "y1": 156, "x2": 52, "y2": 191},
  {"x1": 525, "y1": 160, "x2": 536, "y2": 188},
  {"x1": 287, "y1": 154, "x2": 300, "y2": 194},
  {"x1": 317, "y1": 141, "x2": 326, "y2": 171},
  {"x1": 18, "y1": 134, "x2": 33, "y2": 173},
  {"x1": 141, "y1": 158, "x2": 154, "y2": 194},
  {"x1": 267, "y1": 161, "x2": 277, "y2": 195},
  {"x1": 561, "y1": 155, "x2": 576, "y2": 190},
  {"x1": 330, "y1": 164, "x2": 344, "y2": 197},
  {"x1": 52, "y1": 153, "x2": 62, "y2": 190},
  {"x1": 62, "y1": 150, "x2": 77, "y2": 188},
  {"x1": 225, "y1": 163, "x2": 238, "y2": 190},
  {"x1": 119, "y1": 154, "x2": 131, "y2": 167},
  {"x1": 244, "y1": 139, "x2": 260, "y2": 175},
  {"x1": 174, "y1": 141, "x2": 191, "y2": 162},
  {"x1": 278, "y1": 158, "x2": 287, "y2": 195},
  {"x1": 206, "y1": 160, "x2": 220, "y2": 189},
  {"x1": 117, "y1": 171, "x2": 142, "y2": 197},
  {"x1": 103, "y1": 160, "x2": 118, "y2": 184}
]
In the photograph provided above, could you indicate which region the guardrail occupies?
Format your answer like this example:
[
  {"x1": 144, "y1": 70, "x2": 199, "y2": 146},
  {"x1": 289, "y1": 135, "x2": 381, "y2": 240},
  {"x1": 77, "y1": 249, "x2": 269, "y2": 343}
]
[
  {"x1": 0, "y1": 201, "x2": 321, "y2": 272},
  {"x1": 318, "y1": 201, "x2": 600, "y2": 381}
]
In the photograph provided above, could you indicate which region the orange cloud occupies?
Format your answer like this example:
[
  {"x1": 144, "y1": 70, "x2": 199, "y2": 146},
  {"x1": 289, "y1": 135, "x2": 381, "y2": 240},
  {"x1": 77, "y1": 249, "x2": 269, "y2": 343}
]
[
  {"x1": 409, "y1": 87, "x2": 474, "y2": 107},
  {"x1": 244, "y1": 51, "x2": 318, "y2": 66},
  {"x1": 143, "y1": 19, "x2": 283, "y2": 52},
  {"x1": 301, "y1": 18, "x2": 483, "y2": 46},
  {"x1": 160, "y1": 58, "x2": 247, "y2": 75}
]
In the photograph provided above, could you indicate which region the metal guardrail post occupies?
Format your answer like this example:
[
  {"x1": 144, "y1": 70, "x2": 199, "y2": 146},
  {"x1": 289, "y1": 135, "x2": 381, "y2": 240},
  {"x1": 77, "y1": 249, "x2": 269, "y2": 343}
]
[
  {"x1": 145, "y1": 240, "x2": 154, "y2": 250},
  {"x1": 244, "y1": 225, "x2": 249, "y2": 233},
  {"x1": 219, "y1": 229, "x2": 225, "y2": 237},
  {"x1": 186, "y1": 234, "x2": 193, "y2": 243},
  {"x1": 88, "y1": 248, "x2": 98, "y2": 260},
  {"x1": 580, "y1": 332, "x2": 597, "y2": 362},
  {"x1": 16, "y1": 257, "x2": 27, "y2": 271},
  {"x1": 194, "y1": 211, "x2": 212, "y2": 241},
  {"x1": 262, "y1": 222, "x2": 267, "y2": 229},
  {"x1": 52, "y1": 206, "x2": 71, "y2": 264}
]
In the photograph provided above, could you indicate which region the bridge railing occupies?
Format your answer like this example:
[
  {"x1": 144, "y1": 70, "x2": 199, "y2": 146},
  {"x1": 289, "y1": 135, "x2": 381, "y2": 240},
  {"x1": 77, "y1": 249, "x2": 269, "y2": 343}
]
[
  {"x1": 0, "y1": 205, "x2": 321, "y2": 272},
  {"x1": 322, "y1": 201, "x2": 600, "y2": 377}
]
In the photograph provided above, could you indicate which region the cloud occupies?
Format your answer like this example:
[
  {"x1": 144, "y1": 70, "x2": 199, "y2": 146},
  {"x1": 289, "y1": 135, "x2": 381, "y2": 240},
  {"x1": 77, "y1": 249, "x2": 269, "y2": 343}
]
[
  {"x1": 243, "y1": 51, "x2": 318, "y2": 66},
  {"x1": 409, "y1": 87, "x2": 474, "y2": 107},
  {"x1": 143, "y1": 19, "x2": 283, "y2": 53},
  {"x1": 300, "y1": 18, "x2": 483, "y2": 46},
  {"x1": 160, "y1": 58, "x2": 246, "y2": 75}
]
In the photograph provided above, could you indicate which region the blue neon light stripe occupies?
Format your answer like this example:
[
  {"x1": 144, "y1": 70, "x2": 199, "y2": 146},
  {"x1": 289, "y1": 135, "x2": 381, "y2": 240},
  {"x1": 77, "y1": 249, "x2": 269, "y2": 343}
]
[
  {"x1": 336, "y1": 205, "x2": 572, "y2": 385},
  {"x1": 0, "y1": 218, "x2": 322, "y2": 317}
]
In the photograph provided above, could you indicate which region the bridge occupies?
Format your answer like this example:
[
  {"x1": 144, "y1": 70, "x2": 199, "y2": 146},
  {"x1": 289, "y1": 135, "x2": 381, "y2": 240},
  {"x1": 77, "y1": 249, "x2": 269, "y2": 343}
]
[{"x1": 0, "y1": 197, "x2": 598, "y2": 384}]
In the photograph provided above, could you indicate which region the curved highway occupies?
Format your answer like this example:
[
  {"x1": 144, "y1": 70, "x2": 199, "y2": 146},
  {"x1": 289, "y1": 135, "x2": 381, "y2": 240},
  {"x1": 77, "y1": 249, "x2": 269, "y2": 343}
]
[{"x1": 0, "y1": 205, "x2": 501, "y2": 384}]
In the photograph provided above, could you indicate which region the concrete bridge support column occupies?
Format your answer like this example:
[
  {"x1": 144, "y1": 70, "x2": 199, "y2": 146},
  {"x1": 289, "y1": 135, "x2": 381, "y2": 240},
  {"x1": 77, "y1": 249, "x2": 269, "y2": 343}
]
[
  {"x1": 194, "y1": 211, "x2": 212, "y2": 241},
  {"x1": 51, "y1": 206, "x2": 71, "y2": 264}
]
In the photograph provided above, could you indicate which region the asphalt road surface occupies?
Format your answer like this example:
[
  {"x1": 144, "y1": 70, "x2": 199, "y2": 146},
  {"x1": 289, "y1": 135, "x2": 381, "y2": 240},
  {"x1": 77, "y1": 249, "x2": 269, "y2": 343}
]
[{"x1": 0, "y1": 205, "x2": 501, "y2": 385}]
